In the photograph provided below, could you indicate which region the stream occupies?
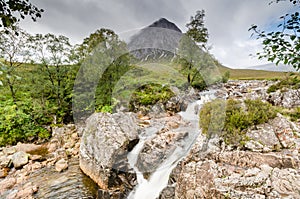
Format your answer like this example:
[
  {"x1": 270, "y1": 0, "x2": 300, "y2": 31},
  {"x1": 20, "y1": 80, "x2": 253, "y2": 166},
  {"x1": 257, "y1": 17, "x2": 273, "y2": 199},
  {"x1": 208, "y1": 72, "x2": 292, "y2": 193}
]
[
  {"x1": 1, "y1": 90, "x2": 216, "y2": 199},
  {"x1": 127, "y1": 90, "x2": 217, "y2": 199}
]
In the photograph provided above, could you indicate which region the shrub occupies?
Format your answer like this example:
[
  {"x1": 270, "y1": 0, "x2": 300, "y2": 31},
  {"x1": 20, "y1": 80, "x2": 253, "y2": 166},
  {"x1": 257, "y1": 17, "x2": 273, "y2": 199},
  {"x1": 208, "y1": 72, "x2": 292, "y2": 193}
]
[
  {"x1": 129, "y1": 83, "x2": 175, "y2": 110},
  {"x1": 221, "y1": 71, "x2": 230, "y2": 83},
  {"x1": 267, "y1": 75, "x2": 300, "y2": 93},
  {"x1": 0, "y1": 100, "x2": 50, "y2": 146},
  {"x1": 200, "y1": 99, "x2": 277, "y2": 146}
]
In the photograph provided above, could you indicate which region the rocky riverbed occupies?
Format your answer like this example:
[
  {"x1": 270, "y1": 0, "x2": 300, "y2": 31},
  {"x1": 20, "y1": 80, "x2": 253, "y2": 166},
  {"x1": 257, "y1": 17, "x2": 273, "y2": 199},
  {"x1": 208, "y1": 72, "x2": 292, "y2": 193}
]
[{"x1": 0, "y1": 80, "x2": 299, "y2": 199}]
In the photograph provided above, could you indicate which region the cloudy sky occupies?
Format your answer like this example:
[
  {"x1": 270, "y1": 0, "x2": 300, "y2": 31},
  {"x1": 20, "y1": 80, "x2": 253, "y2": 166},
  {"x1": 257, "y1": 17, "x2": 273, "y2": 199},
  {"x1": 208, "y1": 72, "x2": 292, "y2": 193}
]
[{"x1": 20, "y1": 0, "x2": 295, "y2": 68}]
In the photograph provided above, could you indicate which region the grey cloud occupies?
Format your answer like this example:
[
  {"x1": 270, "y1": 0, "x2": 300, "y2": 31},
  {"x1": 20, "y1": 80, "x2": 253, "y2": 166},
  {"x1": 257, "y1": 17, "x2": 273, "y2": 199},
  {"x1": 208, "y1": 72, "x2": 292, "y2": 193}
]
[{"x1": 20, "y1": 0, "x2": 293, "y2": 67}]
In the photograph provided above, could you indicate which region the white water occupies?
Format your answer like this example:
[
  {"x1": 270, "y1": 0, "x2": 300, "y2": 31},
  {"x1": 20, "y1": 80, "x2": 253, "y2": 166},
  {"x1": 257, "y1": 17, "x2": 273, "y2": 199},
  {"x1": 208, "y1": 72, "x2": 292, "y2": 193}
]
[{"x1": 127, "y1": 90, "x2": 217, "y2": 199}]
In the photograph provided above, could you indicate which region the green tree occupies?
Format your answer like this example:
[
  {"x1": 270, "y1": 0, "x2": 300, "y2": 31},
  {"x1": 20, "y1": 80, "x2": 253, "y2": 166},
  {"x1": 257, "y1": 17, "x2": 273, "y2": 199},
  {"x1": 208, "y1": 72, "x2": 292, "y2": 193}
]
[
  {"x1": 0, "y1": 0, "x2": 43, "y2": 28},
  {"x1": 0, "y1": 27, "x2": 31, "y2": 104},
  {"x1": 186, "y1": 10, "x2": 209, "y2": 48},
  {"x1": 249, "y1": 0, "x2": 300, "y2": 71},
  {"x1": 72, "y1": 28, "x2": 117, "y2": 64},
  {"x1": 29, "y1": 33, "x2": 74, "y2": 123}
]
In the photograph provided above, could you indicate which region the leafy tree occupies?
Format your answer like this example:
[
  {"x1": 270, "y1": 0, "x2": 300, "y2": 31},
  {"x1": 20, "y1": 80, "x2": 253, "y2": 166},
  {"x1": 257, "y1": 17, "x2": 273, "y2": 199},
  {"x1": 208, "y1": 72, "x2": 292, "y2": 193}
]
[
  {"x1": 0, "y1": 0, "x2": 43, "y2": 28},
  {"x1": 186, "y1": 10, "x2": 209, "y2": 48},
  {"x1": 72, "y1": 28, "x2": 118, "y2": 64},
  {"x1": 249, "y1": 0, "x2": 300, "y2": 71},
  {"x1": 29, "y1": 33, "x2": 75, "y2": 123},
  {"x1": 178, "y1": 35, "x2": 206, "y2": 87},
  {"x1": 0, "y1": 27, "x2": 31, "y2": 104}
]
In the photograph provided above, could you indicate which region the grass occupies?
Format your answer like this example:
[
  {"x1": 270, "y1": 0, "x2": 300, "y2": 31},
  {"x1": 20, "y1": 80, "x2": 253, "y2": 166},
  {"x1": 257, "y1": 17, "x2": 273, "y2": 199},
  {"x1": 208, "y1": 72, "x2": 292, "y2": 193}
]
[{"x1": 218, "y1": 65, "x2": 292, "y2": 80}]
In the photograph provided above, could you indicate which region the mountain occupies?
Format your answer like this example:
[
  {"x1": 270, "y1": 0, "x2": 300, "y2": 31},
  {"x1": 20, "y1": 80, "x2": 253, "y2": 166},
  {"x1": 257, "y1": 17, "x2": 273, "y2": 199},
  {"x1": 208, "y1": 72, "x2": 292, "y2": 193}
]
[
  {"x1": 246, "y1": 63, "x2": 297, "y2": 72},
  {"x1": 127, "y1": 18, "x2": 182, "y2": 61},
  {"x1": 148, "y1": 18, "x2": 182, "y2": 33}
]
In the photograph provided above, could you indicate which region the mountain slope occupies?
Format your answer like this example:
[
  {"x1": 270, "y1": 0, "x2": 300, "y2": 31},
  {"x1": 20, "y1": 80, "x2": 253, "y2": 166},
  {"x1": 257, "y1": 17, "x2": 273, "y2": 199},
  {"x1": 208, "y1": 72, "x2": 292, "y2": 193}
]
[
  {"x1": 127, "y1": 18, "x2": 182, "y2": 60},
  {"x1": 246, "y1": 63, "x2": 297, "y2": 72}
]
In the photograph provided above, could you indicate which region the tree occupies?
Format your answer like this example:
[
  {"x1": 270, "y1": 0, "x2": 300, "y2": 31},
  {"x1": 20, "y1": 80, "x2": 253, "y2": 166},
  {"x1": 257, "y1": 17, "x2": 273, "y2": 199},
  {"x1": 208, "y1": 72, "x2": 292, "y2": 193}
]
[
  {"x1": 72, "y1": 28, "x2": 117, "y2": 64},
  {"x1": 29, "y1": 33, "x2": 74, "y2": 123},
  {"x1": 186, "y1": 10, "x2": 209, "y2": 48},
  {"x1": 0, "y1": 0, "x2": 43, "y2": 28},
  {"x1": 249, "y1": 1, "x2": 300, "y2": 71},
  {"x1": 0, "y1": 27, "x2": 31, "y2": 104}
]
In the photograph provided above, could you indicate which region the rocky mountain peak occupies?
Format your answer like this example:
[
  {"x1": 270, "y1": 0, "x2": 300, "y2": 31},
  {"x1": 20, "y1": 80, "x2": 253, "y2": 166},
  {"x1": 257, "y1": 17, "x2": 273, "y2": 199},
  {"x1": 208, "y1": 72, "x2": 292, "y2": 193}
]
[{"x1": 148, "y1": 18, "x2": 182, "y2": 33}]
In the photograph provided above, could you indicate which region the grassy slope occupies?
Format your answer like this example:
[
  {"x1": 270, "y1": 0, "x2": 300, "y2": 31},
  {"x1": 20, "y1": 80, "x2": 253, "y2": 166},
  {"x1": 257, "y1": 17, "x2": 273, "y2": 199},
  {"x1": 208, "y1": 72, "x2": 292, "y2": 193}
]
[{"x1": 218, "y1": 65, "x2": 291, "y2": 80}]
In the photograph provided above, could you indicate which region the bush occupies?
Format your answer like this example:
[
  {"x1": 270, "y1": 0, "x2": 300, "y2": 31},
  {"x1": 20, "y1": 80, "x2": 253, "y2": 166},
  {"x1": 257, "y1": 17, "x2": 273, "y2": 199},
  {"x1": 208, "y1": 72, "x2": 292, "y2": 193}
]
[
  {"x1": 221, "y1": 71, "x2": 230, "y2": 83},
  {"x1": 129, "y1": 83, "x2": 174, "y2": 110},
  {"x1": 267, "y1": 75, "x2": 300, "y2": 93},
  {"x1": 0, "y1": 100, "x2": 50, "y2": 146},
  {"x1": 200, "y1": 99, "x2": 277, "y2": 146}
]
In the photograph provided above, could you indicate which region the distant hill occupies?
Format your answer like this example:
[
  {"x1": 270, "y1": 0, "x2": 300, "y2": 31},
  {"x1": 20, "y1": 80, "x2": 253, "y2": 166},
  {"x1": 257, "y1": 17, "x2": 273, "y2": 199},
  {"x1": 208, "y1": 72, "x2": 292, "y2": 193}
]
[
  {"x1": 246, "y1": 63, "x2": 297, "y2": 72},
  {"x1": 217, "y1": 64, "x2": 290, "y2": 80}
]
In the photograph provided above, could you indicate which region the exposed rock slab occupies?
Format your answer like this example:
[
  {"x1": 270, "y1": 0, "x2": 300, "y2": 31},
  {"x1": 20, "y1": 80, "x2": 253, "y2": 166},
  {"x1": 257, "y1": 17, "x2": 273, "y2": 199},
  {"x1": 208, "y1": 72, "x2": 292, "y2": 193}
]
[{"x1": 79, "y1": 112, "x2": 139, "y2": 193}]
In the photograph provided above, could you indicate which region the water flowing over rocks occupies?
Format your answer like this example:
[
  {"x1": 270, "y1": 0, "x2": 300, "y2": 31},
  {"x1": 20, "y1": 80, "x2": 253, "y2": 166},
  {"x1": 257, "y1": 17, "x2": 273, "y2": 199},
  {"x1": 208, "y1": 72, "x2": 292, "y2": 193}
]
[
  {"x1": 1, "y1": 79, "x2": 300, "y2": 199},
  {"x1": 161, "y1": 80, "x2": 300, "y2": 199}
]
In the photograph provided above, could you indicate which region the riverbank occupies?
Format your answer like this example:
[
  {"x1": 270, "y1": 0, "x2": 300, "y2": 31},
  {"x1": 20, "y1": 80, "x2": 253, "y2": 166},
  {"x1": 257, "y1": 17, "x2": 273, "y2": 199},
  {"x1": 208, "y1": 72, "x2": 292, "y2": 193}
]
[{"x1": 0, "y1": 80, "x2": 299, "y2": 199}]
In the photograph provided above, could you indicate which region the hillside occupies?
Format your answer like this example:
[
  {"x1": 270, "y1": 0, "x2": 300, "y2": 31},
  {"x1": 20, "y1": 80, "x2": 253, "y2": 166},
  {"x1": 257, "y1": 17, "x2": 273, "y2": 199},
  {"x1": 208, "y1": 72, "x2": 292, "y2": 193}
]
[
  {"x1": 218, "y1": 64, "x2": 292, "y2": 80},
  {"x1": 246, "y1": 63, "x2": 297, "y2": 72}
]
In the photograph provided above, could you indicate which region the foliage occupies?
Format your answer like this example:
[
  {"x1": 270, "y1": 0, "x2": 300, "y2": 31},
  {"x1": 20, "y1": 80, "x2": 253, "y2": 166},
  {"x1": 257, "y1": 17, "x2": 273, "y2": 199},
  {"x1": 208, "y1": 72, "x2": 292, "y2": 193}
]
[
  {"x1": 276, "y1": 106, "x2": 300, "y2": 121},
  {"x1": 0, "y1": 99, "x2": 50, "y2": 146},
  {"x1": 186, "y1": 10, "x2": 209, "y2": 48},
  {"x1": 0, "y1": 27, "x2": 31, "y2": 104},
  {"x1": 267, "y1": 73, "x2": 300, "y2": 92},
  {"x1": 72, "y1": 28, "x2": 118, "y2": 64},
  {"x1": 29, "y1": 33, "x2": 76, "y2": 123},
  {"x1": 249, "y1": 1, "x2": 300, "y2": 71},
  {"x1": 0, "y1": 0, "x2": 43, "y2": 28},
  {"x1": 129, "y1": 83, "x2": 174, "y2": 109},
  {"x1": 200, "y1": 99, "x2": 277, "y2": 146},
  {"x1": 221, "y1": 71, "x2": 230, "y2": 83}
]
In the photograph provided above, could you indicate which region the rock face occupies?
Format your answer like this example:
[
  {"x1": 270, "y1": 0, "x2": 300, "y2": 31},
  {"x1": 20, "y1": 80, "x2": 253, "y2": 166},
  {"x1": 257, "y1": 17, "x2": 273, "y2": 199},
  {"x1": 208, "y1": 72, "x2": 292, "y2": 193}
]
[
  {"x1": 128, "y1": 18, "x2": 182, "y2": 61},
  {"x1": 137, "y1": 130, "x2": 188, "y2": 174},
  {"x1": 245, "y1": 113, "x2": 300, "y2": 152},
  {"x1": 79, "y1": 112, "x2": 139, "y2": 195},
  {"x1": 149, "y1": 18, "x2": 182, "y2": 33}
]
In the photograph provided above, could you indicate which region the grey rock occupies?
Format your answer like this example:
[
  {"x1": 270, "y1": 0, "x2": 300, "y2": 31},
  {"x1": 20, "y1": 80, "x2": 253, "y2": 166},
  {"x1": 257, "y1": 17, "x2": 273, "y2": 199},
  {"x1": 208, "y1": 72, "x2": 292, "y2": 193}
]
[
  {"x1": 55, "y1": 158, "x2": 68, "y2": 172},
  {"x1": 136, "y1": 131, "x2": 188, "y2": 174},
  {"x1": 79, "y1": 112, "x2": 139, "y2": 192},
  {"x1": 12, "y1": 151, "x2": 29, "y2": 169}
]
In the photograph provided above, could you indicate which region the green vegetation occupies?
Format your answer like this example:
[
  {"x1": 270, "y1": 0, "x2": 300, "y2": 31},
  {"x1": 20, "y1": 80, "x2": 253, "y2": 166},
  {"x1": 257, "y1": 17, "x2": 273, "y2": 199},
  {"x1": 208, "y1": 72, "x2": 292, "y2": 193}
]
[
  {"x1": 0, "y1": 0, "x2": 43, "y2": 28},
  {"x1": 275, "y1": 106, "x2": 300, "y2": 122},
  {"x1": 267, "y1": 74, "x2": 300, "y2": 93},
  {"x1": 129, "y1": 83, "x2": 174, "y2": 109},
  {"x1": 0, "y1": 99, "x2": 50, "y2": 146},
  {"x1": 249, "y1": 0, "x2": 300, "y2": 71},
  {"x1": 200, "y1": 99, "x2": 277, "y2": 146},
  {"x1": 218, "y1": 64, "x2": 289, "y2": 80}
]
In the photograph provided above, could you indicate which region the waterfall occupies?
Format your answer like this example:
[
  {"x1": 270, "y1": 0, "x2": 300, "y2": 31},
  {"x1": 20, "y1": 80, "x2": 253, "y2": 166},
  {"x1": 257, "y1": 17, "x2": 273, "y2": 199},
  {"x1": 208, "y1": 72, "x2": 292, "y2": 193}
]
[{"x1": 127, "y1": 90, "x2": 217, "y2": 199}]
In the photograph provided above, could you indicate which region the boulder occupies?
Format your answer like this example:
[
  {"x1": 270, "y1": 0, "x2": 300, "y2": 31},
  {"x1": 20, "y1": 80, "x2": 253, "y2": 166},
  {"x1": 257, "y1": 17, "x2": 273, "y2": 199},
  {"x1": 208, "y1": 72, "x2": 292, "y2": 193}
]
[
  {"x1": 79, "y1": 112, "x2": 139, "y2": 193},
  {"x1": 0, "y1": 155, "x2": 12, "y2": 168},
  {"x1": 175, "y1": 161, "x2": 218, "y2": 199},
  {"x1": 136, "y1": 130, "x2": 188, "y2": 174},
  {"x1": 12, "y1": 151, "x2": 29, "y2": 169},
  {"x1": 16, "y1": 143, "x2": 42, "y2": 153},
  {"x1": 55, "y1": 158, "x2": 68, "y2": 172}
]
